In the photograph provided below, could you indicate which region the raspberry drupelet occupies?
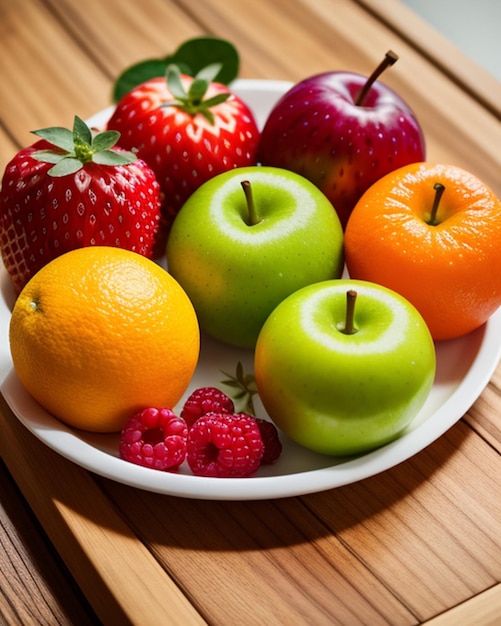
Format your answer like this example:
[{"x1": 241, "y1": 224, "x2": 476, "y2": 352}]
[
  {"x1": 181, "y1": 386, "x2": 235, "y2": 427},
  {"x1": 120, "y1": 407, "x2": 188, "y2": 471},
  {"x1": 187, "y1": 412, "x2": 264, "y2": 477}
]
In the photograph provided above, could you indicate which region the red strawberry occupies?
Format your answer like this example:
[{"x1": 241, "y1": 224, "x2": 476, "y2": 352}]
[
  {"x1": 0, "y1": 116, "x2": 162, "y2": 294},
  {"x1": 107, "y1": 64, "x2": 260, "y2": 239}
]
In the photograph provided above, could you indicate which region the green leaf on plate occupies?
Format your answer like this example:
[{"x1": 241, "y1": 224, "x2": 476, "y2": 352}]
[{"x1": 112, "y1": 36, "x2": 239, "y2": 103}]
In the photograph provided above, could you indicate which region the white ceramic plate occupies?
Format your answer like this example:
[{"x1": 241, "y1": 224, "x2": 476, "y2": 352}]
[{"x1": 1, "y1": 79, "x2": 500, "y2": 501}]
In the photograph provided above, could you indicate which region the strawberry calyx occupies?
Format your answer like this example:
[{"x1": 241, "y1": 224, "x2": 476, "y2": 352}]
[
  {"x1": 162, "y1": 63, "x2": 230, "y2": 124},
  {"x1": 30, "y1": 115, "x2": 136, "y2": 177}
]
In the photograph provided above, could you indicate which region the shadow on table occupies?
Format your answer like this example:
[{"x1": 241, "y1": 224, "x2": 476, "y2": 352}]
[{"x1": 96, "y1": 418, "x2": 469, "y2": 552}]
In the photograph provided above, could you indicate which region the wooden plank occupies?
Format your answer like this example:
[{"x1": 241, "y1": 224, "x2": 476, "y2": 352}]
[
  {"x1": 423, "y1": 584, "x2": 501, "y2": 625},
  {"x1": 0, "y1": 130, "x2": 19, "y2": 176},
  {"x1": 43, "y1": 0, "x2": 203, "y2": 77},
  {"x1": 357, "y1": 0, "x2": 501, "y2": 119},
  {"x1": 464, "y1": 363, "x2": 501, "y2": 453},
  {"x1": 0, "y1": 0, "x2": 110, "y2": 149},
  {"x1": 0, "y1": 459, "x2": 98, "y2": 625},
  {"x1": 98, "y1": 480, "x2": 416, "y2": 625},
  {"x1": 303, "y1": 419, "x2": 501, "y2": 622},
  {"x1": 0, "y1": 396, "x2": 207, "y2": 626}
]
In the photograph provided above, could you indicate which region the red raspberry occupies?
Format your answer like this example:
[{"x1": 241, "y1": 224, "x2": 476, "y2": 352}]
[
  {"x1": 187, "y1": 412, "x2": 264, "y2": 477},
  {"x1": 119, "y1": 407, "x2": 187, "y2": 471},
  {"x1": 255, "y1": 418, "x2": 282, "y2": 465},
  {"x1": 181, "y1": 386, "x2": 235, "y2": 427}
]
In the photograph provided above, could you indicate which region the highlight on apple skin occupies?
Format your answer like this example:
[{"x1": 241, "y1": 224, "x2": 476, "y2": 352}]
[
  {"x1": 254, "y1": 279, "x2": 436, "y2": 456},
  {"x1": 166, "y1": 165, "x2": 345, "y2": 349},
  {"x1": 257, "y1": 51, "x2": 426, "y2": 229}
]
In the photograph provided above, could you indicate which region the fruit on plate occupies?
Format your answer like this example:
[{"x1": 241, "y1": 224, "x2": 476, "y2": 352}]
[
  {"x1": 9, "y1": 246, "x2": 200, "y2": 433},
  {"x1": 120, "y1": 407, "x2": 188, "y2": 471},
  {"x1": 254, "y1": 279, "x2": 436, "y2": 456},
  {"x1": 181, "y1": 385, "x2": 235, "y2": 427},
  {"x1": 257, "y1": 51, "x2": 425, "y2": 228},
  {"x1": 344, "y1": 162, "x2": 501, "y2": 341},
  {"x1": 187, "y1": 412, "x2": 264, "y2": 477},
  {"x1": 181, "y1": 384, "x2": 282, "y2": 465},
  {"x1": 107, "y1": 63, "x2": 260, "y2": 241},
  {"x1": 118, "y1": 385, "x2": 282, "y2": 475},
  {"x1": 166, "y1": 165, "x2": 345, "y2": 348},
  {"x1": 0, "y1": 116, "x2": 162, "y2": 294}
]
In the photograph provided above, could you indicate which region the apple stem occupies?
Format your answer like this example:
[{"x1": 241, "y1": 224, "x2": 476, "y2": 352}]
[
  {"x1": 428, "y1": 183, "x2": 446, "y2": 226},
  {"x1": 340, "y1": 289, "x2": 358, "y2": 335},
  {"x1": 355, "y1": 50, "x2": 399, "y2": 106},
  {"x1": 241, "y1": 180, "x2": 260, "y2": 226}
]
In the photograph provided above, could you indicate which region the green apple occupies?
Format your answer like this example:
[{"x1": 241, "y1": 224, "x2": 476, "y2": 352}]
[
  {"x1": 166, "y1": 166, "x2": 344, "y2": 348},
  {"x1": 254, "y1": 279, "x2": 436, "y2": 455}
]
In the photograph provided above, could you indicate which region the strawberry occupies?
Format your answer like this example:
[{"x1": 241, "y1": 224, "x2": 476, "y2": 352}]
[
  {"x1": 107, "y1": 64, "x2": 260, "y2": 238},
  {"x1": 0, "y1": 116, "x2": 162, "y2": 293}
]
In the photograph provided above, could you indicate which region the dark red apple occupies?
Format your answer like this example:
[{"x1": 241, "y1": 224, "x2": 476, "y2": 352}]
[{"x1": 256, "y1": 51, "x2": 426, "y2": 228}]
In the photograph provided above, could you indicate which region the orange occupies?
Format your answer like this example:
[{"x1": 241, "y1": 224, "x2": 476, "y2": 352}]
[
  {"x1": 9, "y1": 246, "x2": 200, "y2": 432},
  {"x1": 344, "y1": 162, "x2": 501, "y2": 341}
]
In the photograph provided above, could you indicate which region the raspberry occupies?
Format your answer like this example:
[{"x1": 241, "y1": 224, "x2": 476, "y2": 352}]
[
  {"x1": 255, "y1": 418, "x2": 282, "y2": 465},
  {"x1": 187, "y1": 412, "x2": 264, "y2": 477},
  {"x1": 119, "y1": 407, "x2": 187, "y2": 471},
  {"x1": 181, "y1": 386, "x2": 235, "y2": 427}
]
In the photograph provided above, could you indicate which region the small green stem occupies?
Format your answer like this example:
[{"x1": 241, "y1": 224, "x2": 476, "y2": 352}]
[
  {"x1": 339, "y1": 290, "x2": 358, "y2": 335},
  {"x1": 428, "y1": 183, "x2": 446, "y2": 226},
  {"x1": 241, "y1": 180, "x2": 260, "y2": 226},
  {"x1": 73, "y1": 141, "x2": 94, "y2": 163},
  {"x1": 355, "y1": 50, "x2": 399, "y2": 106}
]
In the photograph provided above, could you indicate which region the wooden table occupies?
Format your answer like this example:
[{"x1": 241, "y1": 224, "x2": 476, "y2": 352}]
[{"x1": 1, "y1": 1, "x2": 501, "y2": 624}]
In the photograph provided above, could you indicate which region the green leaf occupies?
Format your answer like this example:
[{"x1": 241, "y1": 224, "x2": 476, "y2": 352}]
[
  {"x1": 195, "y1": 62, "x2": 223, "y2": 83},
  {"x1": 31, "y1": 149, "x2": 68, "y2": 164},
  {"x1": 220, "y1": 362, "x2": 258, "y2": 415},
  {"x1": 73, "y1": 115, "x2": 92, "y2": 145},
  {"x1": 91, "y1": 130, "x2": 121, "y2": 152},
  {"x1": 166, "y1": 64, "x2": 187, "y2": 100},
  {"x1": 92, "y1": 150, "x2": 136, "y2": 166},
  {"x1": 202, "y1": 93, "x2": 230, "y2": 108},
  {"x1": 31, "y1": 126, "x2": 74, "y2": 152},
  {"x1": 169, "y1": 37, "x2": 239, "y2": 85},
  {"x1": 113, "y1": 58, "x2": 168, "y2": 103},
  {"x1": 188, "y1": 77, "x2": 210, "y2": 103},
  {"x1": 47, "y1": 157, "x2": 83, "y2": 177},
  {"x1": 111, "y1": 37, "x2": 239, "y2": 103}
]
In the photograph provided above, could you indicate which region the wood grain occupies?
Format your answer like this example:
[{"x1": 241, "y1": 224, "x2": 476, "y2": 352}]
[
  {"x1": 423, "y1": 584, "x2": 501, "y2": 625},
  {"x1": 0, "y1": 396, "x2": 206, "y2": 626},
  {"x1": 0, "y1": 460, "x2": 98, "y2": 625},
  {"x1": 0, "y1": 0, "x2": 110, "y2": 149},
  {"x1": 357, "y1": 0, "x2": 501, "y2": 119}
]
